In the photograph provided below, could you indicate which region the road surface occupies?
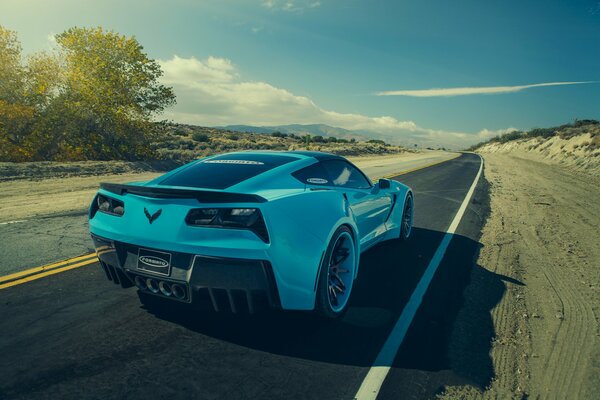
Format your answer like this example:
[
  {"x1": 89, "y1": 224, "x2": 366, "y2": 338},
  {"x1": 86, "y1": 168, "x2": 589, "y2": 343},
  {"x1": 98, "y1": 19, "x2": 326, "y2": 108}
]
[{"x1": 0, "y1": 153, "x2": 487, "y2": 399}]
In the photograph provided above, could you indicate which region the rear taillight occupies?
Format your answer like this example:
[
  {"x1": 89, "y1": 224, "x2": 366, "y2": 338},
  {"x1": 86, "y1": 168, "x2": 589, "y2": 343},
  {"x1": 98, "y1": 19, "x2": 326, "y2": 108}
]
[
  {"x1": 92, "y1": 194, "x2": 125, "y2": 217},
  {"x1": 185, "y1": 208, "x2": 269, "y2": 243}
]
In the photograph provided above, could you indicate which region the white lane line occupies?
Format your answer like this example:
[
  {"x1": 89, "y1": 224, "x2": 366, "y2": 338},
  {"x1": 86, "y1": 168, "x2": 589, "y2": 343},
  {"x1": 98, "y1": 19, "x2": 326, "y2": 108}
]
[
  {"x1": 0, "y1": 220, "x2": 27, "y2": 225},
  {"x1": 354, "y1": 154, "x2": 483, "y2": 400}
]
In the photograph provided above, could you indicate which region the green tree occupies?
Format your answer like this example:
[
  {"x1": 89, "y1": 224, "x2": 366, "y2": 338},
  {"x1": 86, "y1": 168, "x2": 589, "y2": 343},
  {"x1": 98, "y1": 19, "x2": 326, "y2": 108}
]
[
  {"x1": 0, "y1": 26, "x2": 34, "y2": 161},
  {"x1": 46, "y1": 26, "x2": 175, "y2": 160},
  {"x1": 0, "y1": 26, "x2": 25, "y2": 103},
  {"x1": 0, "y1": 26, "x2": 175, "y2": 161}
]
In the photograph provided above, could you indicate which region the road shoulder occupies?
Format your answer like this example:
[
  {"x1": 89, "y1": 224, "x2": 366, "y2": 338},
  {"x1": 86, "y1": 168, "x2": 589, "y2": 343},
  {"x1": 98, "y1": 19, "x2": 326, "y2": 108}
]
[{"x1": 439, "y1": 154, "x2": 600, "y2": 399}]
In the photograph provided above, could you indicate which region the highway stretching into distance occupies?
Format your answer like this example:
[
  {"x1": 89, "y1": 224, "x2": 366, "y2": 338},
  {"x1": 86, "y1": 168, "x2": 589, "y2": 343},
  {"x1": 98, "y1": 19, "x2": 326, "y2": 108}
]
[{"x1": 0, "y1": 153, "x2": 490, "y2": 399}]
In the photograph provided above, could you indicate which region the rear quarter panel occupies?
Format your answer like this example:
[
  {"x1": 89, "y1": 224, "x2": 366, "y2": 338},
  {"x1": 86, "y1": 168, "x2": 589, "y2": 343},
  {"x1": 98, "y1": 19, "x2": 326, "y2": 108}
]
[{"x1": 264, "y1": 189, "x2": 359, "y2": 309}]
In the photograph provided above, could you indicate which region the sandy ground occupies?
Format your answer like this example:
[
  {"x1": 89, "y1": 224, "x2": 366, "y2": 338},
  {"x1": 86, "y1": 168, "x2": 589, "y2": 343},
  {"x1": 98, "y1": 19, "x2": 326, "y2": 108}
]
[
  {"x1": 440, "y1": 154, "x2": 600, "y2": 399},
  {"x1": 0, "y1": 151, "x2": 455, "y2": 223}
]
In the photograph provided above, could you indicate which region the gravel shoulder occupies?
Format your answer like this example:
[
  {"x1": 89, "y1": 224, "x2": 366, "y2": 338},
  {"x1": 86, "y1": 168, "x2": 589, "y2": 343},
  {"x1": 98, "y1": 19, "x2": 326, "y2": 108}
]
[{"x1": 440, "y1": 154, "x2": 600, "y2": 399}]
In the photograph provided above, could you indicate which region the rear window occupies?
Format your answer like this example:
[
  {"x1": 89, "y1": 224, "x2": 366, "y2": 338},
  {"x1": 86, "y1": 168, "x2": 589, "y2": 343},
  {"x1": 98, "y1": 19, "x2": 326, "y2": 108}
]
[
  {"x1": 292, "y1": 160, "x2": 372, "y2": 189},
  {"x1": 158, "y1": 153, "x2": 297, "y2": 189}
]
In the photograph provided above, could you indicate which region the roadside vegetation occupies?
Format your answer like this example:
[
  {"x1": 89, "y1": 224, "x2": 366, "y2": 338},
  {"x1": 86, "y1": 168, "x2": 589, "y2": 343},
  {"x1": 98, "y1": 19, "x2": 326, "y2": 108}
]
[
  {"x1": 156, "y1": 124, "x2": 407, "y2": 162},
  {"x1": 0, "y1": 25, "x2": 175, "y2": 162},
  {"x1": 467, "y1": 119, "x2": 600, "y2": 151}
]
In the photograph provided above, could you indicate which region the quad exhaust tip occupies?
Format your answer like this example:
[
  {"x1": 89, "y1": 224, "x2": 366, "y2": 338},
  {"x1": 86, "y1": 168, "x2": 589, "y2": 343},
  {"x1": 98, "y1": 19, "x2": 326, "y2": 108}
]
[
  {"x1": 159, "y1": 281, "x2": 172, "y2": 297},
  {"x1": 146, "y1": 278, "x2": 160, "y2": 294},
  {"x1": 134, "y1": 276, "x2": 147, "y2": 290},
  {"x1": 134, "y1": 275, "x2": 186, "y2": 300},
  {"x1": 172, "y1": 284, "x2": 185, "y2": 300}
]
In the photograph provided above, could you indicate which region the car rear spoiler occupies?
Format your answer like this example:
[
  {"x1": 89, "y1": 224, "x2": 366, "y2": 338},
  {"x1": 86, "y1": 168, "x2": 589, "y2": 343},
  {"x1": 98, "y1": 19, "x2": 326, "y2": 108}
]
[{"x1": 100, "y1": 183, "x2": 267, "y2": 203}]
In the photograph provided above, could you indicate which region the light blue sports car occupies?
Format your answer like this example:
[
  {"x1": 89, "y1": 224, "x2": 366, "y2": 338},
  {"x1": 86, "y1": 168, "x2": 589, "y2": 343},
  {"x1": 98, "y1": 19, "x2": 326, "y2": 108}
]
[{"x1": 89, "y1": 151, "x2": 413, "y2": 318}]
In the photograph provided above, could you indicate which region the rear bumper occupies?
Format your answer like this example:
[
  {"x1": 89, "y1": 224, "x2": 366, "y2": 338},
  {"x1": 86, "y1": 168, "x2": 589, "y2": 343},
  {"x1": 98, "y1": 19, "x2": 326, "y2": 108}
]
[{"x1": 92, "y1": 234, "x2": 281, "y2": 313}]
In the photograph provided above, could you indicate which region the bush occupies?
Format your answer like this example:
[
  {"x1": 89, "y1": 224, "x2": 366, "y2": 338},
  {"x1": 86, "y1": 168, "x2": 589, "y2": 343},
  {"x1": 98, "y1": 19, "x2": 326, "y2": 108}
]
[
  {"x1": 227, "y1": 134, "x2": 240, "y2": 141},
  {"x1": 367, "y1": 139, "x2": 387, "y2": 145},
  {"x1": 527, "y1": 128, "x2": 555, "y2": 138},
  {"x1": 271, "y1": 131, "x2": 287, "y2": 138},
  {"x1": 312, "y1": 135, "x2": 325, "y2": 143},
  {"x1": 192, "y1": 133, "x2": 210, "y2": 142},
  {"x1": 499, "y1": 131, "x2": 525, "y2": 143},
  {"x1": 572, "y1": 119, "x2": 599, "y2": 128}
]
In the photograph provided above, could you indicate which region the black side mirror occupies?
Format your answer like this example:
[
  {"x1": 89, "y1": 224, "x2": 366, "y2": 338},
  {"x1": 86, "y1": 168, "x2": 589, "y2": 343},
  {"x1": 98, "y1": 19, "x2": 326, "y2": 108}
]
[{"x1": 378, "y1": 178, "x2": 390, "y2": 189}]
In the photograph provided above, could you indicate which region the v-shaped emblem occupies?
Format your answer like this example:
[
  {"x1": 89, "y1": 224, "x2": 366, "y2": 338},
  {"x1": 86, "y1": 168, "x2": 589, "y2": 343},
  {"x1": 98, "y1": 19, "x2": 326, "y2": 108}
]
[{"x1": 144, "y1": 208, "x2": 162, "y2": 224}]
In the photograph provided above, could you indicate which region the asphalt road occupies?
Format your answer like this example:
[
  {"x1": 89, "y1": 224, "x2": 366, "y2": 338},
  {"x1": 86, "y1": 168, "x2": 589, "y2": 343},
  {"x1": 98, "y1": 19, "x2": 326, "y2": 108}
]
[{"x1": 0, "y1": 153, "x2": 489, "y2": 400}]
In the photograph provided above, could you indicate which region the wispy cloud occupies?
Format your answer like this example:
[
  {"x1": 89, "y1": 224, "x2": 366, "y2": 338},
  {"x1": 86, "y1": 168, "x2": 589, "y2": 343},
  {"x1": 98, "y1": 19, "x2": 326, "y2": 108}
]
[
  {"x1": 376, "y1": 81, "x2": 596, "y2": 97},
  {"x1": 262, "y1": 0, "x2": 321, "y2": 13}
]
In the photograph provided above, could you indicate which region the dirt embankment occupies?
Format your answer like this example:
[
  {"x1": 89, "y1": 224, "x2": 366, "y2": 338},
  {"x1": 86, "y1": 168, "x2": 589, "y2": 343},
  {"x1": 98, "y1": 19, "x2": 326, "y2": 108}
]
[
  {"x1": 478, "y1": 125, "x2": 600, "y2": 175},
  {"x1": 440, "y1": 154, "x2": 600, "y2": 399}
]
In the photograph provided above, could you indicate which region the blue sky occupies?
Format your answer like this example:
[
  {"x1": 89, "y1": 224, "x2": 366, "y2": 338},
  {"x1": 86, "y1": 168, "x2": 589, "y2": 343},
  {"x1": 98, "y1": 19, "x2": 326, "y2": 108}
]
[{"x1": 2, "y1": 0, "x2": 599, "y2": 147}]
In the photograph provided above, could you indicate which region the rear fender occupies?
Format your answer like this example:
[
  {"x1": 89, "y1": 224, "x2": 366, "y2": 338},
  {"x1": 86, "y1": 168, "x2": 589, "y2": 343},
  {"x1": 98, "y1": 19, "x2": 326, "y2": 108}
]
[{"x1": 264, "y1": 190, "x2": 358, "y2": 309}]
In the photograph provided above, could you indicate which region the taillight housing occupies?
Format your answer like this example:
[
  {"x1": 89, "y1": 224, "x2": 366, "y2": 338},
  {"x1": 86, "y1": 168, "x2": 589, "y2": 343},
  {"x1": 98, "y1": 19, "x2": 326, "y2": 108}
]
[
  {"x1": 91, "y1": 194, "x2": 125, "y2": 218},
  {"x1": 185, "y1": 208, "x2": 269, "y2": 243}
]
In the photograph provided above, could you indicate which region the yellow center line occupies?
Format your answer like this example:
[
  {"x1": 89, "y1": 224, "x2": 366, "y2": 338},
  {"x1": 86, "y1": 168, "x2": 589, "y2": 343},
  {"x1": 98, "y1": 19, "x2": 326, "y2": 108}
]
[
  {"x1": 0, "y1": 253, "x2": 96, "y2": 285},
  {"x1": 0, "y1": 258, "x2": 98, "y2": 290}
]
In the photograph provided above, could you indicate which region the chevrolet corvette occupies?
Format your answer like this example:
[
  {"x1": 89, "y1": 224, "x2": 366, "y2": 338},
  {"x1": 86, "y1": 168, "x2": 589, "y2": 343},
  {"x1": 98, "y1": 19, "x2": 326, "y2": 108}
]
[{"x1": 89, "y1": 151, "x2": 413, "y2": 318}]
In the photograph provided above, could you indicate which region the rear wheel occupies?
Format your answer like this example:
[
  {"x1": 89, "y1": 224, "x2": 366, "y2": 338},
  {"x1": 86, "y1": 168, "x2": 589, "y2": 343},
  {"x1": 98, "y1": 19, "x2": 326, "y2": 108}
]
[
  {"x1": 399, "y1": 193, "x2": 413, "y2": 241},
  {"x1": 315, "y1": 225, "x2": 356, "y2": 318}
]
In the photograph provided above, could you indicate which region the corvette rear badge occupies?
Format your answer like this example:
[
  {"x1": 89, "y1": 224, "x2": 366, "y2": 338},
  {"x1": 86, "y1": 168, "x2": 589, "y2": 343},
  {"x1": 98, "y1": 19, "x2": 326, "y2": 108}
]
[{"x1": 144, "y1": 208, "x2": 162, "y2": 224}]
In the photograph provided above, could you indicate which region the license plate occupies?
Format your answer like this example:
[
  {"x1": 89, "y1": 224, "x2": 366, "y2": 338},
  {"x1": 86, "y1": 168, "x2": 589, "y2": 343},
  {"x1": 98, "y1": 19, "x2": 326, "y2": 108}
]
[{"x1": 137, "y1": 248, "x2": 172, "y2": 276}]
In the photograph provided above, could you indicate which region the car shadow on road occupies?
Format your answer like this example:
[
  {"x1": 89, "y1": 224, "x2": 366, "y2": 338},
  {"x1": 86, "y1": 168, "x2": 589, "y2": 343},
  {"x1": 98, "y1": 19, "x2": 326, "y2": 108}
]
[{"x1": 140, "y1": 226, "x2": 524, "y2": 395}]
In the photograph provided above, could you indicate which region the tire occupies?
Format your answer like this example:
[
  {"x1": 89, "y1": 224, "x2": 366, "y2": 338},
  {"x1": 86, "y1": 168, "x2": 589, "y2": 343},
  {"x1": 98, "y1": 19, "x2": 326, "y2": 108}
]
[
  {"x1": 315, "y1": 225, "x2": 357, "y2": 319},
  {"x1": 399, "y1": 192, "x2": 413, "y2": 241}
]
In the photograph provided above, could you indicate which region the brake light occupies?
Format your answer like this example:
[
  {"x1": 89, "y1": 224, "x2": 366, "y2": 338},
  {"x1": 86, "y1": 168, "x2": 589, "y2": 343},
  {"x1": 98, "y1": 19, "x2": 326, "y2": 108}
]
[
  {"x1": 93, "y1": 194, "x2": 125, "y2": 217},
  {"x1": 185, "y1": 208, "x2": 269, "y2": 243}
]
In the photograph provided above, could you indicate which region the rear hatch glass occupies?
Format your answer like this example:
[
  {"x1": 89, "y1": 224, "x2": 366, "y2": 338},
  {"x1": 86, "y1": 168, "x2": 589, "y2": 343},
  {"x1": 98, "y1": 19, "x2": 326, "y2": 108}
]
[{"x1": 157, "y1": 153, "x2": 297, "y2": 190}]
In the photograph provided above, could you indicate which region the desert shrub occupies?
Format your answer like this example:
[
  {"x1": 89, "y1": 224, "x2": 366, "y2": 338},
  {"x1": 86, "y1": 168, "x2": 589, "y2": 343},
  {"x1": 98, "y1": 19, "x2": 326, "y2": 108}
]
[
  {"x1": 367, "y1": 139, "x2": 388, "y2": 145},
  {"x1": 173, "y1": 129, "x2": 187, "y2": 136},
  {"x1": 192, "y1": 133, "x2": 209, "y2": 142},
  {"x1": 572, "y1": 119, "x2": 599, "y2": 128},
  {"x1": 499, "y1": 131, "x2": 525, "y2": 143},
  {"x1": 528, "y1": 128, "x2": 556, "y2": 138}
]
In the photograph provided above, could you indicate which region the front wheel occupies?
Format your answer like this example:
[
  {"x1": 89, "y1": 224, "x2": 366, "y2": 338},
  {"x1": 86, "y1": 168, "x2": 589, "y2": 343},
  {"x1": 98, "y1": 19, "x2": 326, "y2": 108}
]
[
  {"x1": 399, "y1": 193, "x2": 413, "y2": 241},
  {"x1": 315, "y1": 225, "x2": 357, "y2": 319}
]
